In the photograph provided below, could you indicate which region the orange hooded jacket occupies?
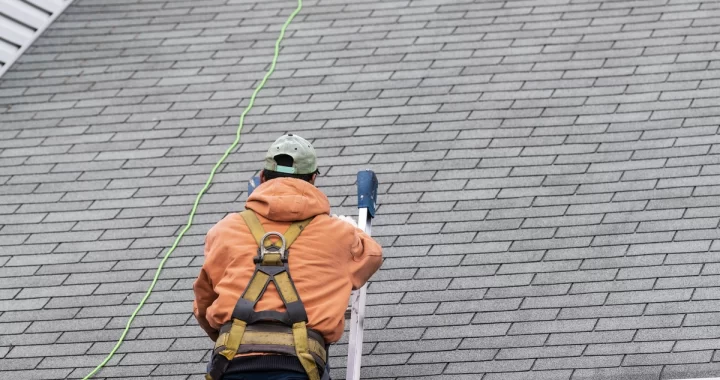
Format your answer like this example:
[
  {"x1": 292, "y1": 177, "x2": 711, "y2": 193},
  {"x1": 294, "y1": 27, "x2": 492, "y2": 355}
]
[{"x1": 193, "y1": 177, "x2": 383, "y2": 344}]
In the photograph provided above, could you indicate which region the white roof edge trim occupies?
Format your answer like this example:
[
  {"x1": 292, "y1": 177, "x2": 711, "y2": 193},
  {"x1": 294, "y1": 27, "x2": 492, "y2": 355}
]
[{"x1": 0, "y1": 0, "x2": 75, "y2": 78}]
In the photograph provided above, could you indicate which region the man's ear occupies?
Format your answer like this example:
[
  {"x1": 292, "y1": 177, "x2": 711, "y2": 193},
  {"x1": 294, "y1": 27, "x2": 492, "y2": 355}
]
[
  {"x1": 310, "y1": 173, "x2": 317, "y2": 184},
  {"x1": 259, "y1": 170, "x2": 266, "y2": 183}
]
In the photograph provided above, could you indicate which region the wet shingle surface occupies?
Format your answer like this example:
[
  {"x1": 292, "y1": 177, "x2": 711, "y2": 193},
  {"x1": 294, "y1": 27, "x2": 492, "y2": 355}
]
[{"x1": 2, "y1": 0, "x2": 720, "y2": 379}]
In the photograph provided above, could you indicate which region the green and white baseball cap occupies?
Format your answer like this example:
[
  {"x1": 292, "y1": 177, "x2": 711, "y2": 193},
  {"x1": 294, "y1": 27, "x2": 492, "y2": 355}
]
[{"x1": 264, "y1": 133, "x2": 318, "y2": 175}]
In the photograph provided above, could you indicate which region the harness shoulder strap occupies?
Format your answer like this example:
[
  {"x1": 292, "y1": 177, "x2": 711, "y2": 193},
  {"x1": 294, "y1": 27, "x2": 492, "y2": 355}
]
[
  {"x1": 240, "y1": 209, "x2": 315, "y2": 248},
  {"x1": 283, "y1": 216, "x2": 314, "y2": 248},
  {"x1": 240, "y1": 210, "x2": 265, "y2": 247}
]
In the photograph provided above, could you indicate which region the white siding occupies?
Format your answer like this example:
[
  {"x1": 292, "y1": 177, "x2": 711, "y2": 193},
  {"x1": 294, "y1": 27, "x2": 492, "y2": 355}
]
[{"x1": 0, "y1": 0, "x2": 73, "y2": 77}]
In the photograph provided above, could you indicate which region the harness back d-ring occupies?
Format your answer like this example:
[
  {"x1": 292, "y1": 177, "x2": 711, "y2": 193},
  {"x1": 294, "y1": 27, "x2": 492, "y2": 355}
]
[{"x1": 260, "y1": 232, "x2": 287, "y2": 260}]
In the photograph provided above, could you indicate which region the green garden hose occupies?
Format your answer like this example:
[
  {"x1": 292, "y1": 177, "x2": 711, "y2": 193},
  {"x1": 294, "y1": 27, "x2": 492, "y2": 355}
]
[{"x1": 82, "y1": 0, "x2": 303, "y2": 377}]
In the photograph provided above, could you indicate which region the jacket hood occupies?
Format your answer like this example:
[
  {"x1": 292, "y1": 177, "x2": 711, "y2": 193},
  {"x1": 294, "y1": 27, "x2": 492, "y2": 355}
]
[{"x1": 245, "y1": 177, "x2": 331, "y2": 222}]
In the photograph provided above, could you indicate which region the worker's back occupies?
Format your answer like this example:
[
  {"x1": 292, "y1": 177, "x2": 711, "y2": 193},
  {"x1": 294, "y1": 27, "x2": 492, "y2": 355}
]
[
  {"x1": 195, "y1": 133, "x2": 383, "y2": 380},
  {"x1": 193, "y1": 176, "x2": 383, "y2": 344}
]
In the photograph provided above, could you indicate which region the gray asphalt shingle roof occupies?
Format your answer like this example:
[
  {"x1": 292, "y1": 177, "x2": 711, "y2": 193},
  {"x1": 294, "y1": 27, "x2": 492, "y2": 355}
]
[{"x1": 3, "y1": 0, "x2": 720, "y2": 379}]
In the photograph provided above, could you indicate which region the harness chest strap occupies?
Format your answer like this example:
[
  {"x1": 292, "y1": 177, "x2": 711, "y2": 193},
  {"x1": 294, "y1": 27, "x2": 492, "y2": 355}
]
[{"x1": 206, "y1": 210, "x2": 323, "y2": 380}]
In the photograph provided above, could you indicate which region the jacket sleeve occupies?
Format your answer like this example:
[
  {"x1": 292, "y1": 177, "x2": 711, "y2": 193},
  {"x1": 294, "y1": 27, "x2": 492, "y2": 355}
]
[
  {"x1": 348, "y1": 227, "x2": 383, "y2": 290},
  {"x1": 193, "y1": 228, "x2": 220, "y2": 341}
]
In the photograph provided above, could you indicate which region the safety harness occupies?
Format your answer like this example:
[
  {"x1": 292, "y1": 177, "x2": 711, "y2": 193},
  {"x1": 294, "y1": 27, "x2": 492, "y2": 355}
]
[{"x1": 205, "y1": 210, "x2": 329, "y2": 380}]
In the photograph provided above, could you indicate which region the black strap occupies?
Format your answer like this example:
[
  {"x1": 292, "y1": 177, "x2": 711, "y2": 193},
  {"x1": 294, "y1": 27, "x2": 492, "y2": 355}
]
[
  {"x1": 208, "y1": 355, "x2": 230, "y2": 380},
  {"x1": 321, "y1": 369, "x2": 331, "y2": 380},
  {"x1": 286, "y1": 300, "x2": 308, "y2": 324},
  {"x1": 231, "y1": 298, "x2": 255, "y2": 322}
]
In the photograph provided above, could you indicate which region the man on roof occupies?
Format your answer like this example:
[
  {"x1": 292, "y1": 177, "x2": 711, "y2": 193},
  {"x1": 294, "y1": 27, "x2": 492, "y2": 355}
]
[{"x1": 193, "y1": 133, "x2": 383, "y2": 380}]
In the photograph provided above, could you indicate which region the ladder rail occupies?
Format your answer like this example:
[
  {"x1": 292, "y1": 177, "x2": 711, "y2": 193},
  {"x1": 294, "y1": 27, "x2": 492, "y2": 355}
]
[{"x1": 346, "y1": 209, "x2": 371, "y2": 380}]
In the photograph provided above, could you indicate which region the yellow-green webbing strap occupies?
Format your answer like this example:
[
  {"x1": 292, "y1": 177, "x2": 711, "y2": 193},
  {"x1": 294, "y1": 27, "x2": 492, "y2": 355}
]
[
  {"x1": 274, "y1": 272, "x2": 299, "y2": 303},
  {"x1": 240, "y1": 210, "x2": 267, "y2": 247},
  {"x1": 283, "y1": 216, "x2": 314, "y2": 248},
  {"x1": 239, "y1": 210, "x2": 314, "y2": 248},
  {"x1": 274, "y1": 272, "x2": 320, "y2": 380},
  {"x1": 242, "y1": 271, "x2": 271, "y2": 302},
  {"x1": 238, "y1": 329, "x2": 327, "y2": 361},
  {"x1": 218, "y1": 319, "x2": 248, "y2": 361},
  {"x1": 293, "y1": 321, "x2": 321, "y2": 380}
]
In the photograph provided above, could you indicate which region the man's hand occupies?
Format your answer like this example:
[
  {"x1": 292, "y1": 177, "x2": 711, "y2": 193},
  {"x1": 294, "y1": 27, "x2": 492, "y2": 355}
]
[{"x1": 332, "y1": 214, "x2": 358, "y2": 228}]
